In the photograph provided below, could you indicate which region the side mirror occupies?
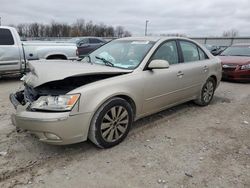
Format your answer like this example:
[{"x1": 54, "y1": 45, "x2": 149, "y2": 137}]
[{"x1": 148, "y1": 59, "x2": 170, "y2": 69}]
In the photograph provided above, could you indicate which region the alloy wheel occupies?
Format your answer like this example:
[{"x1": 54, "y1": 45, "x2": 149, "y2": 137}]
[
  {"x1": 203, "y1": 81, "x2": 214, "y2": 103},
  {"x1": 101, "y1": 106, "x2": 129, "y2": 142}
]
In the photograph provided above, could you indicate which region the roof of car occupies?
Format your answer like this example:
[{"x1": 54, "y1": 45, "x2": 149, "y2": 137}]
[{"x1": 116, "y1": 36, "x2": 186, "y2": 42}]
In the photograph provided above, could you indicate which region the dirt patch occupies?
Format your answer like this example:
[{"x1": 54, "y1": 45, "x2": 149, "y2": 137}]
[{"x1": 0, "y1": 79, "x2": 249, "y2": 188}]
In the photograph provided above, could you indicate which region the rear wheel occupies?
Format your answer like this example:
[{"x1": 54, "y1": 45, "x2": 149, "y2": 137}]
[
  {"x1": 88, "y1": 97, "x2": 133, "y2": 148},
  {"x1": 194, "y1": 77, "x2": 216, "y2": 106}
]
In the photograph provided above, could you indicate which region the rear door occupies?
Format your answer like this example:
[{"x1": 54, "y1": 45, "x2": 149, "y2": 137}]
[
  {"x1": 175, "y1": 40, "x2": 210, "y2": 100},
  {"x1": 0, "y1": 28, "x2": 22, "y2": 71}
]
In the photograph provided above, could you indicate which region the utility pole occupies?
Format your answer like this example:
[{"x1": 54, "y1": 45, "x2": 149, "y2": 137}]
[
  {"x1": 145, "y1": 20, "x2": 149, "y2": 36},
  {"x1": 0, "y1": 17, "x2": 1, "y2": 26}
]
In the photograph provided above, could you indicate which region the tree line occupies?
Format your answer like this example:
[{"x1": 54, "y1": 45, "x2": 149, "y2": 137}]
[{"x1": 10, "y1": 19, "x2": 132, "y2": 38}]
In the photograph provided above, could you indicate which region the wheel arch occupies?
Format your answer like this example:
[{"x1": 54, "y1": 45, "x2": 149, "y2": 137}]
[
  {"x1": 89, "y1": 94, "x2": 137, "y2": 120},
  {"x1": 113, "y1": 95, "x2": 137, "y2": 118},
  {"x1": 46, "y1": 54, "x2": 68, "y2": 60},
  {"x1": 87, "y1": 94, "x2": 136, "y2": 148},
  {"x1": 209, "y1": 75, "x2": 218, "y2": 87}
]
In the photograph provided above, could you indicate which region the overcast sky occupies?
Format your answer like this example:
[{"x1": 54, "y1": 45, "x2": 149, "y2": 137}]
[{"x1": 1, "y1": 0, "x2": 250, "y2": 36}]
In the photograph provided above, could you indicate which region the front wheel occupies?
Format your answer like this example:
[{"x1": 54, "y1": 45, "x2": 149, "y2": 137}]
[
  {"x1": 194, "y1": 77, "x2": 216, "y2": 106},
  {"x1": 88, "y1": 97, "x2": 133, "y2": 148}
]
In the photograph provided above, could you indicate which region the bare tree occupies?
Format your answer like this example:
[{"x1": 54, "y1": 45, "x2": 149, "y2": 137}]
[
  {"x1": 115, "y1": 26, "x2": 124, "y2": 38},
  {"x1": 123, "y1": 30, "x2": 132, "y2": 37},
  {"x1": 17, "y1": 24, "x2": 25, "y2": 37},
  {"x1": 222, "y1": 29, "x2": 239, "y2": 37},
  {"x1": 29, "y1": 23, "x2": 39, "y2": 37},
  {"x1": 11, "y1": 19, "x2": 132, "y2": 38}
]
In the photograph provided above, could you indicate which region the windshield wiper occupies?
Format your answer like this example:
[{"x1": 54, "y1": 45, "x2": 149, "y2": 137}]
[
  {"x1": 95, "y1": 56, "x2": 114, "y2": 67},
  {"x1": 77, "y1": 55, "x2": 92, "y2": 63}
]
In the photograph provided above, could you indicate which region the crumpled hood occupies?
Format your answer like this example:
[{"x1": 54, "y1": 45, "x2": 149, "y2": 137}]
[{"x1": 23, "y1": 60, "x2": 133, "y2": 87}]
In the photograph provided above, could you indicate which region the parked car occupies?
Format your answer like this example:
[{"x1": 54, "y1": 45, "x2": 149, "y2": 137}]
[
  {"x1": 10, "y1": 37, "x2": 222, "y2": 148},
  {"x1": 69, "y1": 37, "x2": 106, "y2": 57},
  {"x1": 218, "y1": 43, "x2": 250, "y2": 82},
  {"x1": 0, "y1": 26, "x2": 78, "y2": 76},
  {"x1": 205, "y1": 44, "x2": 227, "y2": 56}
]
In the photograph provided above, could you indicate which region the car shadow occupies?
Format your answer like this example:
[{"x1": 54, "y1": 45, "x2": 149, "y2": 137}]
[
  {"x1": 4, "y1": 93, "x2": 233, "y2": 180},
  {"x1": 0, "y1": 74, "x2": 22, "y2": 83},
  {"x1": 221, "y1": 79, "x2": 250, "y2": 84},
  {"x1": 8, "y1": 92, "x2": 231, "y2": 166},
  {"x1": 22, "y1": 95, "x2": 228, "y2": 152}
]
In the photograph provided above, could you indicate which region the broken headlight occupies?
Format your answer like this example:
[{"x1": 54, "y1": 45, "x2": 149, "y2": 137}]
[{"x1": 30, "y1": 94, "x2": 80, "y2": 111}]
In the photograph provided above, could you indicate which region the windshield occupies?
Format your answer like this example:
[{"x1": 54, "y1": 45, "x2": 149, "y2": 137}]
[
  {"x1": 221, "y1": 46, "x2": 250, "y2": 57},
  {"x1": 85, "y1": 40, "x2": 155, "y2": 69}
]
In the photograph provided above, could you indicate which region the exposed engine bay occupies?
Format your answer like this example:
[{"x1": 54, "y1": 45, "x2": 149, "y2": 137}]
[{"x1": 13, "y1": 74, "x2": 123, "y2": 107}]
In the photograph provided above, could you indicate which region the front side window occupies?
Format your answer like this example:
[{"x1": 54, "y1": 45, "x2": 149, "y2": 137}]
[
  {"x1": 180, "y1": 41, "x2": 199, "y2": 62},
  {"x1": 0, "y1": 28, "x2": 14, "y2": 45},
  {"x1": 151, "y1": 41, "x2": 179, "y2": 65}
]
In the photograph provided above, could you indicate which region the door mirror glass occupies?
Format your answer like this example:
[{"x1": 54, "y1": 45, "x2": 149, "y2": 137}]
[{"x1": 148, "y1": 59, "x2": 170, "y2": 69}]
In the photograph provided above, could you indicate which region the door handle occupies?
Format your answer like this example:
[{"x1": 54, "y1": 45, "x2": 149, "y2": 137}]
[
  {"x1": 177, "y1": 71, "x2": 184, "y2": 77},
  {"x1": 203, "y1": 66, "x2": 208, "y2": 72}
]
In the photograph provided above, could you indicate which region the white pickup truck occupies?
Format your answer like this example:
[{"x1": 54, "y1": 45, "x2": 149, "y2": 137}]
[{"x1": 0, "y1": 26, "x2": 78, "y2": 76}]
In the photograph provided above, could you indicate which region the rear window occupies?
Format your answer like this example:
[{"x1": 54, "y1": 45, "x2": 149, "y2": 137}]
[
  {"x1": 0, "y1": 28, "x2": 14, "y2": 45},
  {"x1": 180, "y1": 41, "x2": 199, "y2": 62},
  {"x1": 89, "y1": 38, "x2": 103, "y2": 44}
]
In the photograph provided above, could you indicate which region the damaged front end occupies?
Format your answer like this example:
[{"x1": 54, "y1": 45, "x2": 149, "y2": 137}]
[
  {"x1": 10, "y1": 74, "x2": 123, "y2": 111},
  {"x1": 10, "y1": 60, "x2": 133, "y2": 111},
  {"x1": 9, "y1": 73, "x2": 128, "y2": 144},
  {"x1": 9, "y1": 61, "x2": 133, "y2": 144}
]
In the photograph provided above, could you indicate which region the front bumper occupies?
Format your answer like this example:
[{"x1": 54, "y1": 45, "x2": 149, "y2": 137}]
[
  {"x1": 10, "y1": 94, "x2": 92, "y2": 145},
  {"x1": 222, "y1": 69, "x2": 250, "y2": 82}
]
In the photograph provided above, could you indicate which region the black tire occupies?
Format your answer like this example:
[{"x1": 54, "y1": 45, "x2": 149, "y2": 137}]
[
  {"x1": 88, "y1": 97, "x2": 133, "y2": 148},
  {"x1": 194, "y1": 77, "x2": 216, "y2": 106}
]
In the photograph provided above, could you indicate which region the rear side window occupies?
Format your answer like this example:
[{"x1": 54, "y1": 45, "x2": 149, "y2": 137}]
[
  {"x1": 151, "y1": 41, "x2": 179, "y2": 65},
  {"x1": 180, "y1": 41, "x2": 199, "y2": 62},
  {"x1": 89, "y1": 38, "x2": 103, "y2": 44},
  {"x1": 0, "y1": 28, "x2": 14, "y2": 45},
  {"x1": 198, "y1": 48, "x2": 208, "y2": 60}
]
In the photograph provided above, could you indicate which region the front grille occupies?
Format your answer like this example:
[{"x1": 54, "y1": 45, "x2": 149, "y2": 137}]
[
  {"x1": 240, "y1": 75, "x2": 250, "y2": 78},
  {"x1": 222, "y1": 67, "x2": 236, "y2": 72}
]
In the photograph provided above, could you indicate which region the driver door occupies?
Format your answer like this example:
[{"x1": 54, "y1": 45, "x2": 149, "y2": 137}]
[{"x1": 142, "y1": 40, "x2": 184, "y2": 115}]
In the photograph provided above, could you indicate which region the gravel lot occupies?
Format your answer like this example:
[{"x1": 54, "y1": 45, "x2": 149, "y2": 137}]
[{"x1": 0, "y1": 77, "x2": 249, "y2": 188}]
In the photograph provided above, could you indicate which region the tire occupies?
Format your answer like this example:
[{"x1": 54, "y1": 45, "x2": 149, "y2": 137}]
[
  {"x1": 88, "y1": 97, "x2": 133, "y2": 148},
  {"x1": 194, "y1": 77, "x2": 216, "y2": 106}
]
